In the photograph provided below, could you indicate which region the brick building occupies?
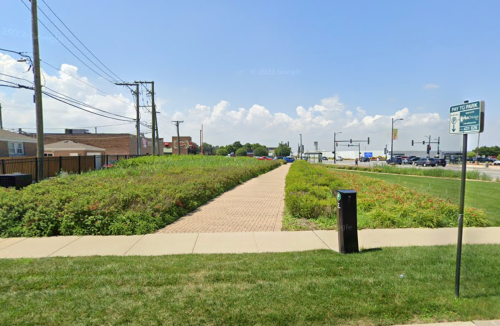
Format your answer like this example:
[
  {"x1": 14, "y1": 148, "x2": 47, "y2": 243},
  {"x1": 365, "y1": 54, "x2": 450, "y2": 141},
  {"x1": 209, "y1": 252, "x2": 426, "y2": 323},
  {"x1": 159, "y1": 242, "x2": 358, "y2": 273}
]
[
  {"x1": 44, "y1": 130, "x2": 162, "y2": 155},
  {"x1": 170, "y1": 136, "x2": 193, "y2": 155},
  {"x1": 0, "y1": 129, "x2": 37, "y2": 158}
]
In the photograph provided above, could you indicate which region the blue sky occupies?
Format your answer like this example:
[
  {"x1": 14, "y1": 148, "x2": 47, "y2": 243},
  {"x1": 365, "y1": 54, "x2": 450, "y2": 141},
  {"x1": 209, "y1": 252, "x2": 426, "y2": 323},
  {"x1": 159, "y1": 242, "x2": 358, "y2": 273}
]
[{"x1": 1, "y1": 0, "x2": 499, "y2": 152}]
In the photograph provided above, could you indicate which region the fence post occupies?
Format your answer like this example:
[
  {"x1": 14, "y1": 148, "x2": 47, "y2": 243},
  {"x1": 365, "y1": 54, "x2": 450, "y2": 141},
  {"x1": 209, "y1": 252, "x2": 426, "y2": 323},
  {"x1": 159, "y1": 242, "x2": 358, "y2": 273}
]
[
  {"x1": 78, "y1": 155, "x2": 81, "y2": 174},
  {"x1": 1, "y1": 159, "x2": 5, "y2": 174},
  {"x1": 35, "y1": 157, "x2": 38, "y2": 182},
  {"x1": 59, "y1": 156, "x2": 62, "y2": 173},
  {"x1": 94, "y1": 155, "x2": 96, "y2": 170}
]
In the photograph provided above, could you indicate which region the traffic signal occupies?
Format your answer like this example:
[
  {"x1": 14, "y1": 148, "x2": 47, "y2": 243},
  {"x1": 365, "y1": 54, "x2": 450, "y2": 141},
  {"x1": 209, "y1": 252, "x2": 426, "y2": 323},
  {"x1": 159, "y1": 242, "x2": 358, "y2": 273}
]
[
  {"x1": 427, "y1": 144, "x2": 431, "y2": 154},
  {"x1": 367, "y1": 137, "x2": 370, "y2": 145},
  {"x1": 384, "y1": 148, "x2": 387, "y2": 154},
  {"x1": 336, "y1": 142, "x2": 338, "y2": 147},
  {"x1": 411, "y1": 140, "x2": 414, "y2": 146},
  {"x1": 422, "y1": 141, "x2": 425, "y2": 145},
  {"x1": 350, "y1": 139, "x2": 352, "y2": 144}
]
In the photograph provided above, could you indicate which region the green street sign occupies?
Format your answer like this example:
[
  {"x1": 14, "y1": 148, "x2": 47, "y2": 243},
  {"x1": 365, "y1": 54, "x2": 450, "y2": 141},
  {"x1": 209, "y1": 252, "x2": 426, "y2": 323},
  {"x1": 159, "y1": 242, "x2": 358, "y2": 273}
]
[{"x1": 449, "y1": 101, "x2": 484, "y2": 134}]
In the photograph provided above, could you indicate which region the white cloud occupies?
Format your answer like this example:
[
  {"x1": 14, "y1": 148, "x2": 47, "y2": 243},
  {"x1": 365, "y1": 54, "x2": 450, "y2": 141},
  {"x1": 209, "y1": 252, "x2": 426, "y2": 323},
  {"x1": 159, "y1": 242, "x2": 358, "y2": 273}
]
[{"x1": 423, "y1": 83, "x2": 440, "y2": 90}]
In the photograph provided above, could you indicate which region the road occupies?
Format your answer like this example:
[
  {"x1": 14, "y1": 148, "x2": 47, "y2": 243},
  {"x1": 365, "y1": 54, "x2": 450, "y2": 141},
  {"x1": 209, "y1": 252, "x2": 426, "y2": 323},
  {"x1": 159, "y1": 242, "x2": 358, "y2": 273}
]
[{"x1": 321, "y1": 159, "x2": 500, "y2": 180}]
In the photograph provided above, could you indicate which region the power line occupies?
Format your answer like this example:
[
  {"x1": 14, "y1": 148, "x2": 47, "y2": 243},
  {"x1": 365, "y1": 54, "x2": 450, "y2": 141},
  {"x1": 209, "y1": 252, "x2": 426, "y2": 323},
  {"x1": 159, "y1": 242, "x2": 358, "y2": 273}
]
[
  {"x1": 19, "y1": 0, "x2": 118, "y2": 85},
  {"x1": 41, "y1": 59, "x2": 135, "y2": 107},
  {"x1": 43, "y1": 91, "x2": 134, "y2": 122},
  {"x1": 40, "y1": 0, "x2": 125, "y2": 83}
]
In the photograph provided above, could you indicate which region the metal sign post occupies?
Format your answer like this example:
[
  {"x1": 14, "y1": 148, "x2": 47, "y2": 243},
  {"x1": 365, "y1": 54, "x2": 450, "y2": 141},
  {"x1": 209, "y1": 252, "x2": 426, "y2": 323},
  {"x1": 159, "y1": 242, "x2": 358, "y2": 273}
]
[{"x1": 451, "y1": 100, "x2": 485, "y2": 298}]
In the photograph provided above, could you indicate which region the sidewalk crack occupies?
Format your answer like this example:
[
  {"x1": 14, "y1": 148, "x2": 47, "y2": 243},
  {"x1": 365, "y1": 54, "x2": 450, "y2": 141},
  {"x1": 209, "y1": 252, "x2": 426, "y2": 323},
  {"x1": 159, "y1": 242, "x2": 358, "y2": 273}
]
[{"x1": 123, "y1": 235, "x2": 145, "y2": 256}]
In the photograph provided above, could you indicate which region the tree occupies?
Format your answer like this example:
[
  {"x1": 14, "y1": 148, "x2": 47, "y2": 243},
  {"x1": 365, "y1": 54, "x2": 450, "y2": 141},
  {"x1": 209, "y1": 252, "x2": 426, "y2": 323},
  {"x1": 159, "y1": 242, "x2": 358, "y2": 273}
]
[
  {"x1": 217, "y1": 148, "x2": 229, "y2": 156},
  {"x1": 251, "y1": 143, "x2": 263, "y2": 150},
  {"x1": 254, "y1": 146, "x2": 268, "y2": 157},
  {"x1": 232, "y1": 141, "x2": 243, "y2": 150},
  {"x1": 235, "y1": 148, "x2": 247, "y2": 156},
  {"x1": 276, "y1": 143, "x2": 291, "y2": 157},
  {"x1": 243, "y1": 143, "x2": 252, "y2": 151}
]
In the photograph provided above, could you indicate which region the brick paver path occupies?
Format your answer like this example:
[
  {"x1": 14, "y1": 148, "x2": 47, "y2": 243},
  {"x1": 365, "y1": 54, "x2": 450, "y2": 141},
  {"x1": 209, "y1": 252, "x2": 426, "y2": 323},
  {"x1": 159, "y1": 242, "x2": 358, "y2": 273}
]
[{"x1": 156, "y1": 164, "x2": 290, "y2": 233}]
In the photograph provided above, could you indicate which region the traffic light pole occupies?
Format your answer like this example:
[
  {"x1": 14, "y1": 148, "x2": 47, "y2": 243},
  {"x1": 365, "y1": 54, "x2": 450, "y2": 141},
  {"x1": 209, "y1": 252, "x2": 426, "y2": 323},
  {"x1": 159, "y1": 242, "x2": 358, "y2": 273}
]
[{"x1": 411, "y1": 136, "x2": 441, "y2": 157}]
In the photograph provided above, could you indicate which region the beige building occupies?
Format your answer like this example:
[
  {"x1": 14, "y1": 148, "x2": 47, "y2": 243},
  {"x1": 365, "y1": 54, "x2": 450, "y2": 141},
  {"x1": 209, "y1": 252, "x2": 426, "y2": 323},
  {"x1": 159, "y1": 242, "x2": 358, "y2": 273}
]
[{"x1": 44, "y1": 140, "x2": 106, "y2": 157}]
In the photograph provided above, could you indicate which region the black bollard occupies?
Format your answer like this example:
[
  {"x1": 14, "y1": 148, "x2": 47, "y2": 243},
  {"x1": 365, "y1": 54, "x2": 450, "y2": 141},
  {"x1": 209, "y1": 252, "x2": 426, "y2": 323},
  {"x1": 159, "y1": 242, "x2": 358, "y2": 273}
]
[{"x1": 337, "y1": 190, "x2": 359, "y2": 254}]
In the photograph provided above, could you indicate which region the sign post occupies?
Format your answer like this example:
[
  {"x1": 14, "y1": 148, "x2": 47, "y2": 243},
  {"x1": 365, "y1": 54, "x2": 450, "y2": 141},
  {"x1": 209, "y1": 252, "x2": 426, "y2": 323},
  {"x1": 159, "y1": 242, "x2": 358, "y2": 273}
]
[{"x1": 450, "y1": 100, "x2": 484, "y2": 298}]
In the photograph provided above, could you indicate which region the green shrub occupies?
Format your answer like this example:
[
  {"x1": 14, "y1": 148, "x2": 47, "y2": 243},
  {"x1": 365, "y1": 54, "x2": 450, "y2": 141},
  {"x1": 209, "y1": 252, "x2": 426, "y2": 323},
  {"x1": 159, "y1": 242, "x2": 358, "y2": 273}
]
[
  {"x1": 284, "y1": 161, "x2": 488, "y2": 230},
  {"x1": 235, "y1": 148, "x2": 247, "y2": 156},
  {"x1": 253, "y1": 146, "x2": 268, "y2": 157}
]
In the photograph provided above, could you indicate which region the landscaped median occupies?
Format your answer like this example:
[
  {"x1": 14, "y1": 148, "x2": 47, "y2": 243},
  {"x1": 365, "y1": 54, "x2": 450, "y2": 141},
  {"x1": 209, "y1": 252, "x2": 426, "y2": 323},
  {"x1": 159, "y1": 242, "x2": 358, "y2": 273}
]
[
  {"x1": 283, "y1": 161, "x2": 488, "y2": 230},
  {"x1": 0, "y1": 156, "x2": 281, "y2": 237}
]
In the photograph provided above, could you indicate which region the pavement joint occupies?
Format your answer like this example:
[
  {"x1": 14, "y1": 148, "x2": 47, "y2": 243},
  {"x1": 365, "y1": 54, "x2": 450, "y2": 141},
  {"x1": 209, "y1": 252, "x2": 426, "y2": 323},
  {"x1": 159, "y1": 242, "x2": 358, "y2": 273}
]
[
  {"x1": 47, "y1": 236, "x2": 82, "y2": 257},
  {"x1": 123, "y1": 235, "x2": 145, "y2": 256}
]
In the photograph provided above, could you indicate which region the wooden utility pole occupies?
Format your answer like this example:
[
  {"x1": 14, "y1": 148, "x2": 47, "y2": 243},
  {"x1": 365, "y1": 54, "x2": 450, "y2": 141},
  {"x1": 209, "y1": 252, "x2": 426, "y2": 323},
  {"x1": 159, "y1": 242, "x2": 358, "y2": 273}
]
[
  {"x1": 116, "y1": 82, "x2": 140, "y2": 155},
  {"x1": 0, "y1": 103, "x2": 3, "y2": 129},
  {"x1": 135, "y1": 81, "x2": 158, "y2": 155},
  {"x1": 172, "y1": 120, "x2": 184, "y2": 155},
  {"x1": 31, "y1": 0, "x2": 45, "y2": 181}
]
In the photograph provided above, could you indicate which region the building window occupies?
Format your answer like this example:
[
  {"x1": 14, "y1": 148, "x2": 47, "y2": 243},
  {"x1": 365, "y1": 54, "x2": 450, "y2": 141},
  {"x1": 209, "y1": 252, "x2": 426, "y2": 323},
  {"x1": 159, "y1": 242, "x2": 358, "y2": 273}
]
[{"x1": 8, "y1": 142, "x2": 24, "y2": 155}]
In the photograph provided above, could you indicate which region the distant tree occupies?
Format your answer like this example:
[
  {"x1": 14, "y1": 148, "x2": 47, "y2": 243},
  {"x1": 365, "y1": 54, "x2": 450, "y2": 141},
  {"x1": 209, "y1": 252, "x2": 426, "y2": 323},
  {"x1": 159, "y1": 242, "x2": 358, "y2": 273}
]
[
  {"x1": 232, "y1": 141, "x2": 243, "y2": 150},
  {"x1": 251, "y1": 143, "x2": 263, "y2": 150},
  {"x1": 243, "y1": 143, "x2": 252, "y2": 151},
  {"x1": 217, "y1": 148, "x2": 229, "y2": 156},
  {"x1": 467, "y1": 151, "x2": 476, "y2": 158},
  {"x1": 202, "y1": 142, "x2": 213, "y2": 155},
  {"x1": 225, "y1": 145, "x2": 235, "y2": 155},
  {"x1": 254, "y1": 146, "x2": 268, "y2": 157},
  {"x1": 276, "y1": 143, "x2": 291, "y2": 157},
  {"x1": 474, "y1": 146, "x2": 500, "y2": 157},
  {"x1": 235, "y1": 148, "x2": 247, "y2": 156}
]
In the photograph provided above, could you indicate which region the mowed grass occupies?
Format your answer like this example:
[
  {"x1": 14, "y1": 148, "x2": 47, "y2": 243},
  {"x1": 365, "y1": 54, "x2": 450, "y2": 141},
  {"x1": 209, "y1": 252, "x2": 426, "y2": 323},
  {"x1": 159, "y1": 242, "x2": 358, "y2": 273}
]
[
  {"x1": 1, "y1": 245, "x2": 499, "y2": 326},
  {"x1": 346, "y1": 170, "x2": 500, "y2": 226}
]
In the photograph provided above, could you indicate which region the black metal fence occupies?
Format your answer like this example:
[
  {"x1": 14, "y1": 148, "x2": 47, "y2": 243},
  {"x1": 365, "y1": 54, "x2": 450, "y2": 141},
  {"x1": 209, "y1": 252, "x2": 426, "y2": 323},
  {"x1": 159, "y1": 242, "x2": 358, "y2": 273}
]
[{"x1": 0, "y1": 154, "x2": 141, "y2": 183}]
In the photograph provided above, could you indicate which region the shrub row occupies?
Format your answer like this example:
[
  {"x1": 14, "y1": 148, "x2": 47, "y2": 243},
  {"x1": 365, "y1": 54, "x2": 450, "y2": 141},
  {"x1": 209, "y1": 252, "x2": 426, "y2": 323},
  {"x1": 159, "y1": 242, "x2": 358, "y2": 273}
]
[
  {"x1": 329, "y1": 164, "x2": 495, "y2": 181},
  {"x1": 284, "y1": 161, "x2": 488, "y2": 229},
  {"x1": 0, "y1": 156, "x2": 280, "y2": 237}
]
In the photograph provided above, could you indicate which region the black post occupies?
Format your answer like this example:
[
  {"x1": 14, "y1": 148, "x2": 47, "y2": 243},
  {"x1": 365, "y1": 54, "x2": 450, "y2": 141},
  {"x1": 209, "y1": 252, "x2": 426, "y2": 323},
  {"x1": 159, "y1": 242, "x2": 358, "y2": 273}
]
[
  {"x1": 455, "y1": 132, "x2": 468, "y2": 298},
  {"x1": 59, "y1": 155, "x2": 62, "y2": 172},
  {"x1": 337, "y1": 190, "x2": 359, "y2": 254},
  {"x1": 78, "y1": 155, "x2": 81, "y2": 174},
  {"x1": 1, "y1": 159, "x2": 5, "y2": 174}
]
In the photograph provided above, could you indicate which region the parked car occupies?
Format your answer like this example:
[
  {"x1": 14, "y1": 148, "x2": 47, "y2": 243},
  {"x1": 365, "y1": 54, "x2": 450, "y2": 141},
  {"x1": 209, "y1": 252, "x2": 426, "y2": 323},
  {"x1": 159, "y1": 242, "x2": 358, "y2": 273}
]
[
  {"x1": 386, "y1": 157, "x2": 402, "y2": 165},
  {"x1": 493, "y1": 160, "x2": 500, "y2": 166},
  {"x1": 436, "y1": 158, "x2": 447, "y2": 167},
  {"x1": 360, "y1": 157, "x2": 370, "y2": 162},
  {"x1": 414, "y1": 157, "x2": 436, "y2": 167},
  {"x1": 283, "y1": 156, "x2": 295, "y2": 163},
  {"x1": 322, "y1": 156, "x2": 328, "y2": 161}
]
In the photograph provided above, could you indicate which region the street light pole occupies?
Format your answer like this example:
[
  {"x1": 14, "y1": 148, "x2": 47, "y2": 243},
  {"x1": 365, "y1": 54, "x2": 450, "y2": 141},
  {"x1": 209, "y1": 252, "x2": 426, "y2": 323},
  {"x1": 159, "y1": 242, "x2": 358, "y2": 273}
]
[
  {"x1": 334, "y1": 131, "x2": 342, "y2": 164},
  {"x1": 391, "y1": 118, "x2": 403, "y2": 160},
  {"x1": 299, "y1": 134, "x2": 302, "y2": 159}
]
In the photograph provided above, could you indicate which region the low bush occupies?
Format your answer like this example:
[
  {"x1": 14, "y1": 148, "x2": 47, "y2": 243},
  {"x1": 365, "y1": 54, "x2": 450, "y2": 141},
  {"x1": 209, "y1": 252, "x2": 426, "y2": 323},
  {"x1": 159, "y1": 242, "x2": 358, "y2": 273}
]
[
  {"x1": 284, "y1": 161, "x2": 488, "y2": 230},
  {"x1": 0, "y1": 156, "x2": 280, "y2": 237},
  {"x1": 329, "y1": 164, "x2": 494, "y2": 181}
]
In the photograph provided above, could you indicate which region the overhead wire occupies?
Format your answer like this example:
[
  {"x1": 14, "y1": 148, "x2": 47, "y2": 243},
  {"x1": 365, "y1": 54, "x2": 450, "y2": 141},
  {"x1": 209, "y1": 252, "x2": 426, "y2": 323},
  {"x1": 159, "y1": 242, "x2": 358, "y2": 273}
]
[
  {"x1": 40, "y1": 59, "x2": 135, "y2": 108},
  {"x1": 19, "y1": 0, "x2": 118, "y2": 85},
  {"x1": 40, "y1": 0, "x2": 126, "y2": 83}
]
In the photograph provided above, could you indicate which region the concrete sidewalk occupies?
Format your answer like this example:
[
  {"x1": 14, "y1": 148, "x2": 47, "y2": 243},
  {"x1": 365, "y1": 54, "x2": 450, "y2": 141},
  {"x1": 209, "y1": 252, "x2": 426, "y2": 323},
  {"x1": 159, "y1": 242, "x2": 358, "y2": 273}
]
[{"x1": 1, "y1": 227, "x2": 499, "y2": 259}]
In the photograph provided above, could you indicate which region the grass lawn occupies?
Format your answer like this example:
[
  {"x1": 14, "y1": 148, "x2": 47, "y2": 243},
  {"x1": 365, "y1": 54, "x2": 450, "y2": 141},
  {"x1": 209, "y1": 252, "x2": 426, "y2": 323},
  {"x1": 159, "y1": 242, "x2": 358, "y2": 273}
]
[
  {"x1": 345, "y1": 170, "x2": 500, "y2": 226},
  {"x1": 1, "y1": 245, "x2": 499, "y2": 325}
]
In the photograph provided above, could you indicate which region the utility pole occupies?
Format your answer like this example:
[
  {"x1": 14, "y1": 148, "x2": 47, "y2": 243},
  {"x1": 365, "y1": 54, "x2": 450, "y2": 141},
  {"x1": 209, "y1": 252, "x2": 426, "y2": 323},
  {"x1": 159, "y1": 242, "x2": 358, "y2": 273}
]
[
  {"x1": 333, "y1": 132, "x2": 341, "y2": 164},
  {"x1": 172, "y1": 120, "x2": 184, "y2": 155},
  {"x1": 31, "y1": 0, "x2": 45, "y2": 182},
  {"x1": 116, "y1": 82, "x2": 140, "y2": 155},
  {"x1": 299, "y1": 134, "x2": 302, "y2": 159},
  {"x1": 391, "y1": 118, "x2": 404, "y2": 161},
  {"x1": 201, "y1": 125, "x2": 203, "y2": 155},
  {"x1": 135, "y1": 81, "x2": 158, "y2": 155},
  {"x1": 0, "y1": 103, "x2": 3, "y2": 129}
]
